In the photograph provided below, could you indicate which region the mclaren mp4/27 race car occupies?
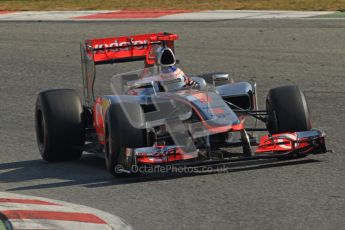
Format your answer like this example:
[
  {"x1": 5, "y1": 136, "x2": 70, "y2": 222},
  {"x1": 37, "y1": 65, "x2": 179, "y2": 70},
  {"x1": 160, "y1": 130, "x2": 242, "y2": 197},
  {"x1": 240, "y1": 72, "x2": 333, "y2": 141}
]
[{"x1": 35, "y1": 32, "x2": 327, "y2": 176}]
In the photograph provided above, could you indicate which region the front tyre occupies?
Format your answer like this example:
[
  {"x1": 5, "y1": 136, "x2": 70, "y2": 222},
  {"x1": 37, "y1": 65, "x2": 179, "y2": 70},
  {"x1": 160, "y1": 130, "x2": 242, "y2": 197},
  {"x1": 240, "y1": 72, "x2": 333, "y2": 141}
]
[
  {"x1": 105, "y1": 102, "x2": 146, "y2": 176},
  {"x1": 266, "y1": 85, "x2": 311, "y2": 134},
  {"x1": 35, "y1": 89, "x2": 85, "y2": 162}
]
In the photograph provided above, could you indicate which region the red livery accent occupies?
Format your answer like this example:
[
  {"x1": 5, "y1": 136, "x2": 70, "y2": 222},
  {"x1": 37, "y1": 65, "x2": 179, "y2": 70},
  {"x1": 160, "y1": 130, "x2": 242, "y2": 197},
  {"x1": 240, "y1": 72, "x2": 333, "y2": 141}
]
[
  {"x1": 231, "y1": 122, "x2": 244, "y2": 131},
  {"x1": 93, "y1": 97, "x2": 110, "y2": 144},
  {"x1": 84, "y1": 32, "x2": 178, "y2": 65},
  {"x1": 256, "y1": 131, "x2": 325, "y2": 154},
  {"x1": 136, "y1": 146, "x2": 196, "y2": 164}
]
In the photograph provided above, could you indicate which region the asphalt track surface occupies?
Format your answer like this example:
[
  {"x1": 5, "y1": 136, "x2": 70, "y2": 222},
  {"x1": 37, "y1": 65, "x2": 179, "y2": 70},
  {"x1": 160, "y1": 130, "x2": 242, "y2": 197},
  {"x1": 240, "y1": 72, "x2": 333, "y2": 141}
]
[{"x1": 0, "y1": 19, "x2": 344, "y2": 230}]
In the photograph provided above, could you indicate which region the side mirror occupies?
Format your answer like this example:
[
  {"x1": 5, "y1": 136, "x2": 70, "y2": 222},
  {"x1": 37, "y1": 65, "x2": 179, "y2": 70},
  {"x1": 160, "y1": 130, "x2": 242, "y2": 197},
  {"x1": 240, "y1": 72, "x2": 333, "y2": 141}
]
[
  {"x1": 212, "y1": 73, "x2": 233, "y2": 86},
  {"x1": 213, "y1": 73, "x2": 230, "y2": 82}
]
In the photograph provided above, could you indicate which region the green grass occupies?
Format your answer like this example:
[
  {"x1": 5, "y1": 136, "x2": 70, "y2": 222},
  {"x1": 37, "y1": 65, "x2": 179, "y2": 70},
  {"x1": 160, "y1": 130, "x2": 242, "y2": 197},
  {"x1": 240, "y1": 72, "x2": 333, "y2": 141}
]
[
  {"x1": 313, "y1": 11, "x2": 345, "y2": 17},
  {"x1": 0, "y1": 221, "x2": 5, "y2": 230},
  {"x1": 1, "y1": 0, "x2": 345, "y2": 11},
  {"x1": 0, "y1": 213, "x2": 11, "y2": 230},
  {"x1": 0, "y1": 219, "x2": 10, "y2": 230}
]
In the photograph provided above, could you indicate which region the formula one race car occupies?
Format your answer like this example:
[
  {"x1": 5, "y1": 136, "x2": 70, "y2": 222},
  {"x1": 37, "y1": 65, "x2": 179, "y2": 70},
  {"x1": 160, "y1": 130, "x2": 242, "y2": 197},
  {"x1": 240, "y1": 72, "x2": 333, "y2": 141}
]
[{"x1": 35, "y1": 32, "x2": 327, "y2": 176}]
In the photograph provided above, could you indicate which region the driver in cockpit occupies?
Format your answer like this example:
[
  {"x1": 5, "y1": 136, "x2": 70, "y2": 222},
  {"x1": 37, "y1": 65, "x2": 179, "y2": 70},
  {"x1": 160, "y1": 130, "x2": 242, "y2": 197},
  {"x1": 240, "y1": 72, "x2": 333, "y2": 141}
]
[{"x1": 160, "y1": 65, "x2": 200, "y2": 89}]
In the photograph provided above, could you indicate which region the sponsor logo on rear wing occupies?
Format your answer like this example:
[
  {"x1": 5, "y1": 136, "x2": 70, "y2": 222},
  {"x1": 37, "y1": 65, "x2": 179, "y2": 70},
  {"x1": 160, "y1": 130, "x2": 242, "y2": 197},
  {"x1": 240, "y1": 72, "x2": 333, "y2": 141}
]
[
  {"x1": 93, "y1": 39, "x2": 149, "y2": 52},
  {"x1": 82, "y1": 32, "x2": 178, "y2": 65}
]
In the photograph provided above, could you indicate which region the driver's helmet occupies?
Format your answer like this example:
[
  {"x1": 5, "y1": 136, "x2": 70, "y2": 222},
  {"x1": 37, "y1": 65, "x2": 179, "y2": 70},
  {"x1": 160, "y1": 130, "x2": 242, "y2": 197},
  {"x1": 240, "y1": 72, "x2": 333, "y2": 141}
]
[{"x1": 159, "y1": 65, "x2": 187, "y2": 91}]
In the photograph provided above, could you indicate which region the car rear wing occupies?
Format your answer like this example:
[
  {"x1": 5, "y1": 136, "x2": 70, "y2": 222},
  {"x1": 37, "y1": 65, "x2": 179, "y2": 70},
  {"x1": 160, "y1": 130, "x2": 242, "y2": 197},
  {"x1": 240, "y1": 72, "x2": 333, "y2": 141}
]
[
  {"x1": 80, "y1": 32, "x2": 178, "y2": 106},
  {"x1": 81, "y1": 32, "x2": 178, "y2": 65}
]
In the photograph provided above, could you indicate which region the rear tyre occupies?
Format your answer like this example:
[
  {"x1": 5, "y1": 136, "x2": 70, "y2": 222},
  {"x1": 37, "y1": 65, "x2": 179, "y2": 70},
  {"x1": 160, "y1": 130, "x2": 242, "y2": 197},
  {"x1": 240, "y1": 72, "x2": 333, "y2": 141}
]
[
  {"x1": 105, "y1": 102, "x2": 146, "y2": 176},
  {"x1": 35, "y1": 89, "x2": 85, "y2": 162},
  {"x1": 266, "y1": 85, "x2": 311, "y2": 134}
]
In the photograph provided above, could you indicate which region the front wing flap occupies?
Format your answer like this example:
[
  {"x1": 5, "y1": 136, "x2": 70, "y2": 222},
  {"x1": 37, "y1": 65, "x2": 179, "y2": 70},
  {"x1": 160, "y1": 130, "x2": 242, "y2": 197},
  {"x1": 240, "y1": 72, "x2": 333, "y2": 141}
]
[{"x1": 255, "y1": 129, "x2": 327, "y2": 156}]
